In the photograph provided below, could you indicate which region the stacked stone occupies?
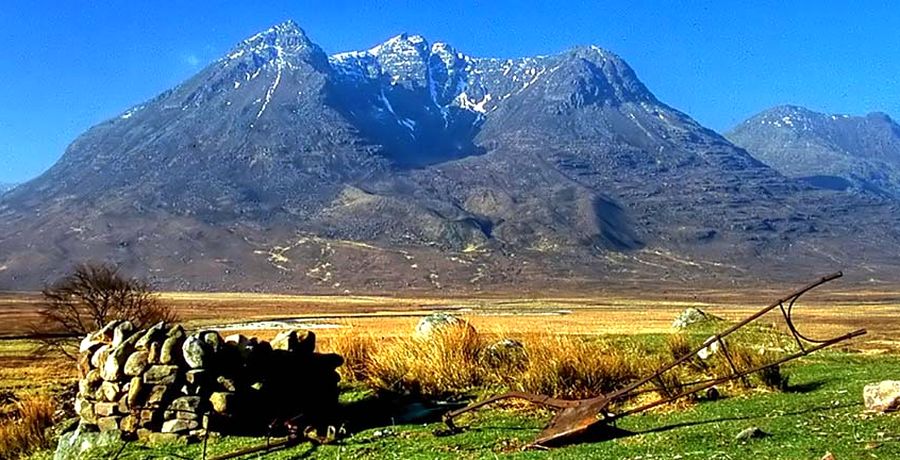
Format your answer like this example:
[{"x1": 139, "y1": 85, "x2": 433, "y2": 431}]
[{"x1": 74, "y1": 320, "x2": 343, "y2": 441}]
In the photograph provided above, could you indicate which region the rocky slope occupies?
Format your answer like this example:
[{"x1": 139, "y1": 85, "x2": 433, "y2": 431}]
[
  {"x1": 1, "y1": 21, "x2": 898, "y2": 292},
  {"x1": 727, "y1": 105, "x2": 900, "y2": 197}
]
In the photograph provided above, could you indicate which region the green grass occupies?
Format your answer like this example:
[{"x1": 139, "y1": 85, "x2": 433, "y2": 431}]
[{"x1": 42, "y1": 352, "x2": 900, "y2": 460}]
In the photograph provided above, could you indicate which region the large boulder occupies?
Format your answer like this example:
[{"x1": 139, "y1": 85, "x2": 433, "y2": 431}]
[
  {"x1": 54, "y1": 425, "x2": 121, "y2": 460},
  {"x1": 414, "y1": 313, "x2": 475, "y2": 339},
  {"x1": 863, "y1": 380, "x2": 900, "y2": 413},
  {"x1": 672, "y1": 308, "x2": 721, "y2": 329}
]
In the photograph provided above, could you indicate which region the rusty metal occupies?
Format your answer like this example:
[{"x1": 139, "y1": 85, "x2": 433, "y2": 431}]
[
  {"x1": 205, "y1": 414, "x2": 330, "y2": 460},
  {"x1": 441, "y1": 272, "x2": 867, "y2": 447}
]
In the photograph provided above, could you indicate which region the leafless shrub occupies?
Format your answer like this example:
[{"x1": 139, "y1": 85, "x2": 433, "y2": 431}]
[{"x1": 30, "y1": 263, "x2": 177, "y2": 359}]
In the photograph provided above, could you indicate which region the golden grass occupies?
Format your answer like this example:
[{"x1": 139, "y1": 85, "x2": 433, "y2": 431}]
[{"x1": 0, "y1": 395, "x2": 55, "y2": 460}]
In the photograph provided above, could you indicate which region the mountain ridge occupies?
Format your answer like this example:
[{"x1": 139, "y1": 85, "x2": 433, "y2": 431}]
[
  {"x1": 726, "y1": 105, "x2": 900, "y2": 197},
  {"x1": 1, "y1": 21, "x2": 899, "y2": 292}
]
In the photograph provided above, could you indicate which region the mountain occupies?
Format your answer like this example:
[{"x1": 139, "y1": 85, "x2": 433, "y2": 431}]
[
  {"x1": 1, "y1": 21, "x2": 899, "y2": 292},
  {"x1": 0, "y1": 183, "x2": 15, "y2": 194},
  {"x1": 727, "y1": 105, "x2": 900, "y2": 197}
]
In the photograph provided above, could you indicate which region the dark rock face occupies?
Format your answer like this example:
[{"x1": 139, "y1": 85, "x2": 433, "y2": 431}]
[
  {"x1": 727, "y1": 105, "x2": 900, "y2": 197},
  {"x1": 1, "y1": 21, "x2": 900, "y2": 292}
]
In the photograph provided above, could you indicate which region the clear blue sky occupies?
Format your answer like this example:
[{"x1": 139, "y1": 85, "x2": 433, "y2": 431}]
[{"x1": 1, "y1": 1, "x2": 898, "y2": 183}]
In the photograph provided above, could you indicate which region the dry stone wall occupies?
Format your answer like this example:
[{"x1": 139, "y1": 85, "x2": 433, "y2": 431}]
[{"x1": 74, "y1": 320, "x2": 342, "y2": 440}]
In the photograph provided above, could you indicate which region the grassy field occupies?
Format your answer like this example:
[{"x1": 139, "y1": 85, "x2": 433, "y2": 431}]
[{"x1": 0, "y1": 288, "x2": 898, "y2": 459}]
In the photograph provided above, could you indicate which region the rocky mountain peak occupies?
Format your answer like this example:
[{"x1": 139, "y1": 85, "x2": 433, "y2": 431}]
[{"x1": 224, "y1": 20, "x2": 326, "y2": 69}]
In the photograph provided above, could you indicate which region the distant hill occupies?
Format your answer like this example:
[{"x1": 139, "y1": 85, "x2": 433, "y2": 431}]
[
  {"x1": 1, "y1": 21, "x2": 899, "y2": 292},
  {"x1": 0, "y1": 183, "x2": 16, "y2": 194},
  {"x1": 727, "y1": 105, "x2": 900, "y2": 197}
]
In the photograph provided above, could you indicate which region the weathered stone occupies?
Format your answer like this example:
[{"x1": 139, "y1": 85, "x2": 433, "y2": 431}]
[
  {"x1": 672, "y1": 308, "x2": 722, "y2": 329},
  {"x1": 166, "y1": 324, "x2": 185, "y2": 339},
  {"x1": 117, "y1": 393, "x2": 129, "y2": 414},
  {"x1": 224, "y1": 334, "x2": 248, "y2": 346},
  {"x1": 101, "y1": 341, "x2": 134, "y2": 381},
  {"x1": 148, "y1": 341, "x2": 161, "y2": 364},
  {"x1": 74, "y1": 396, "x2": 96, "y2": 424},
  {"x1": 79, "y1": 330, "x2": 105, "y2": 353},
  {"x1": 90, "y1": 344, "x2": 110, "y2": 368},
  {"x1": 111, "y1": 321, "x2": 135, "y2": 348},
  {"x1": 271, "y1": 330, "x2": 298, "y2": 351},
  {"x1": 735, "y1": 426, "x2": 768, "y2": 441},
  {"x1": 79, "y1": 369, "x2": 103, "y2": 396},
  {"x1": 77, "y1": 352, "x2": 92, "y2": 377},
  {"x1": 217, "y1": 376, "x2": 237, "y2": 392},
  {"x1": 99, "y1": 381, "x2": 121, "y2": 402},
  {"x1": 139, "y1": 409, "x2": 160, "y2": 427},
  {"x1": 697, "y1": 336, "x2": 721, "y2": 360},
  {"x1": 200, "y1": 330, "x2": 222, "y2": 353},
  {"x1": 414, "y1": 313, "x2": 475, "y2": 339},
  {"x1": 160, "y1": 335, "x2": 184, "y2": 364},
  {"x1": 209, "y1": 392, "x2": 234, "y2": 414},
  {"x1": 143, "y1": 365, "x2": 179, "y2": 385},
  {"x1": 165, "y1": 409, "x2": 199, "y2": 421},
  {"x1": 54, "y1": 426, "x2": 121, "y2": 460},
  {"x1": 185, "y1": 369, "x2": 207, "y2": 385},
  {"x1": 161, "y1": 418, "x2": 199, "y2": 434},
  {"x1": 94, "y1": 402, "x2": 118, "y2": 417},
  {"x1": 135, "y1": 321, "x2": 167, "y2": 349},
  {"x1": 120, "y1": 415, "x2": 139, "y2": 432},
  {"x1": 863, "y1": 380, "x2": 900, "y2": 413},
  {"x1": 96, "y1": 415, "x2": 122, "y2": 432},
  {"x1": 144, "y1": 431, "x2": 188, "y2": 446},
  {"x1": 98, "y1": 320, "x2": 123, "y2": 342},
  {"x1": 146, "y1": 385, "x2": 171, "y2": 406},
  {"x1": 483, "y1": 339, "x2": 527, "y2": 367},
  {"x1": 182, "y1": 335, "x2": 209, "y2": 369},
  {"x1": 821, "y1": 452, "x2": 836, "y2": 460},
  {"x1": 126, "y1": 377, "x2": 144, "y2": 406},
  {"x1": 124, "y1": 351, "x2": 149, "y2": 376},
  {"x1": 169, "y1": 396, "x2": 201, "y2": 413}
]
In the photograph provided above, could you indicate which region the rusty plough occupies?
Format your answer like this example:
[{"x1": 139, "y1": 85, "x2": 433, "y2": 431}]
[{"x1": 440, "y1": 272, "x2": 866, "y2": 447}]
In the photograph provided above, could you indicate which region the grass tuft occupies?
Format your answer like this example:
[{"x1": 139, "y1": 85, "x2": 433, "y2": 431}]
[{"x1": 0, "y1": 394, "x2": 55, "y2": 460}]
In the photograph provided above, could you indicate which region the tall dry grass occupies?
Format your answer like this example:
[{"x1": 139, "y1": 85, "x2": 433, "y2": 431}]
[
  {"x1": 325, "y1": 325, "x2": 650, "y2": 399},
  {"x1": 323, "y1": 325, "x2": 790, "y2": 404},
  {"x1": 0, "y1": 395, "x2": 55, "y2": 460}
]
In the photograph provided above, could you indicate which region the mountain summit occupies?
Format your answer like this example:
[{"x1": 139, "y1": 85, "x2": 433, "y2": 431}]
[{"x1": 1, "y1": 22, "x2": 899, "y2": 291}]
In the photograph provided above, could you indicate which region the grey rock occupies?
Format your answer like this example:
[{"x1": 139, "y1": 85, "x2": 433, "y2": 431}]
[
  {"x1": 111, "y1": 321, "x2": 135, "y2": 348},
  {"x1": 124, "y1": 351, "x2": 149, "y2": 376},
  {"x1": 96, "y1": 416, "x2": 122, "y2": 432},
  {"x1": 414, "y1": 313, "x2": 474, "y2": 339},
  {"x1": 672, "y1": 308, "x2": 718, "y2": 329},
  {"x1": 74, "y1": 397, "x2": 96, "y2": 424},
  {"x1": 99, "y1": 381, "x2": 121, "y2": 402},
  {"x1": 863, "y1": 380, "x2": 900, "y2": 413},
  {"x1": 168, "y1": 396, "x2": 201, "y2": 413},
  {"x1": 735, "y1": 426, "x2": 769, "y2": 441},
  {"x1": 54, "y1": 425, "x2": 121, "y2": 460},
  {"x1": 143, "y1": 365, "x2": 179, "y2": 385},
  {"x1": 200, "y1": 330, "x2": 223, "y2": 353},
  {"x1": 182, "y1": 335, "x2": 209, "y2": 369},
  {"x1": 146, "y1": 384, "x2": 171, "y2": 406},
  {"x1": 483, "y1": 339, "x2": 527, "y2": 366},
  {"x1": 126, "y1": 377, "x2": 144, "y2": 406},
  {"x1": 135, "y1": 322, "x2": 168, "y2": 349},
  {"x1": 160, "y1": 335, "x2": 184, "y2": 364},
  {"x1": 209, "y1": 392, "x2": 234, "y2": 414},
  {"x1": 90, "y1": 345, "x2": 110, "y2": 369},
  {"x1": 161, "y1": 418, "x2": 199, "y2": 434},
  {"x1": 217, "y1": 376, "x2": 237, "y2": 392},
  {"x1": 94, "y1": 402, "x2": 118, "y2": 417}
]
